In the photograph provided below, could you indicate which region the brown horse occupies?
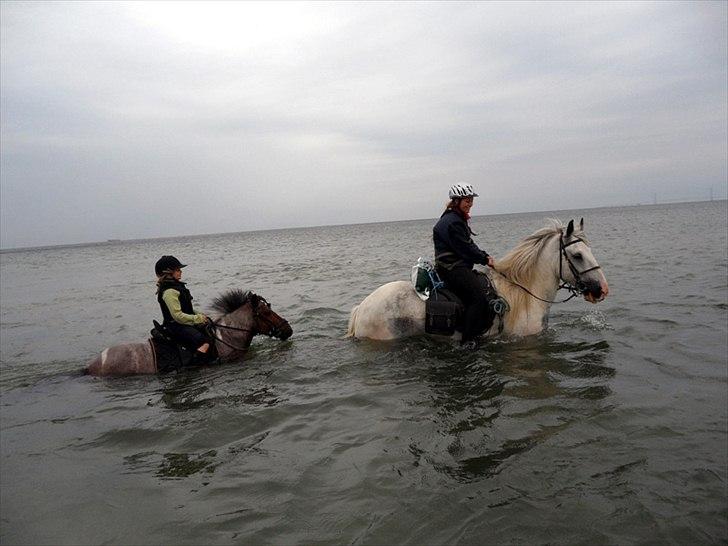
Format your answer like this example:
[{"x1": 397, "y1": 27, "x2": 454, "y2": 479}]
[{"x1": 85, "y1": 290, "x2": 292, "y2": 376}]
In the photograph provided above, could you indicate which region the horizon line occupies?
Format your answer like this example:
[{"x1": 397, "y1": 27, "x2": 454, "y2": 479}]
[{"x1": 1, "y1": 198, "x2": 725, "y2": 253}]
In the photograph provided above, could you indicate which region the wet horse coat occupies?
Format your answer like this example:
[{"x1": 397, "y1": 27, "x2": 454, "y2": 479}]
[
  {"x1": 347, "y1": 219, "x2": 609, "y2": 340},
  {"x1": 86, "y1": 290, "x2": 292, "y2": 376}
]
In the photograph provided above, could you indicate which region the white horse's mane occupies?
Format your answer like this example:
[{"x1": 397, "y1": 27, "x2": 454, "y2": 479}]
[{"x1": 496, "y1": 219, "x2": 589, "y2": 286}]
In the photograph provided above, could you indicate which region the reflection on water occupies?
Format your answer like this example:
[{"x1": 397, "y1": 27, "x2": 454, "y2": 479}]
[
  {"x1": 124, "y1": 450, "x2": 219, "y2": 479},
  {"x1": 409, "y1": 337, "x2": 615, "y2": 482},
  {"x1": 157, "y1": 451, "x2": 219, "y2": 479},
  {"x1": 433, "y1": 420, "x2": 573, "y2": 482},
  {"x1": 160, "y1": 380, "x2": 216, "y2": 411},
  {"x1": 156, "y1": 367, "x2": 282, "y2": 411}
]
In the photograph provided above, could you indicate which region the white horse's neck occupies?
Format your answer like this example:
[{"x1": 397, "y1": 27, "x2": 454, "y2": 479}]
[{"x1": 490, "y1": 233, "x2": 562, "y2": 337}]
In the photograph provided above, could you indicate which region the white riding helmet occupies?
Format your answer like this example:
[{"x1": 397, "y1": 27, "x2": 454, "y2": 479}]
[{"x1": 449, "y1": 183, "x2": 479, "y2": 199}]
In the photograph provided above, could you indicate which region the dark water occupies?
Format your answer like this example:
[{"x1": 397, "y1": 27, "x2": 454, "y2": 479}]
[{"x1": 1, "y1": 201, "x2": 726, "y2": 545}]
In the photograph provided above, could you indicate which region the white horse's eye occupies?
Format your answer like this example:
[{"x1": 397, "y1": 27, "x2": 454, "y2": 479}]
[{"x1": 573, "y1": 253, "x2": 583, "y2": 260}]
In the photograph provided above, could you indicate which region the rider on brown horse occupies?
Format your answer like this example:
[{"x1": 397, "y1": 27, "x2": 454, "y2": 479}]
[{"x1": 155, "y1": 255, "x2": 216, "y2": 365}]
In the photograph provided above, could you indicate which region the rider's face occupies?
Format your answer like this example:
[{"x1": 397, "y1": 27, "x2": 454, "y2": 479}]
[
  {"x1": 458, "y1": 196, "x2": 474, "y2": 215},
  {"x1": 172, "y1": 268, "x2": 182, "y2": 281}
]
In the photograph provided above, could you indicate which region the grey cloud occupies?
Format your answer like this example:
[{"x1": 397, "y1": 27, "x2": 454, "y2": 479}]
[{"x1": 1, "y1": 1, "x2": 726, "y2": 248}]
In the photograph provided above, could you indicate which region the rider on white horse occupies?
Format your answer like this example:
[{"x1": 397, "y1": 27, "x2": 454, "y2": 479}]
[{"x1": 433, "y1": 184, "x2": 497, "y2": 346}]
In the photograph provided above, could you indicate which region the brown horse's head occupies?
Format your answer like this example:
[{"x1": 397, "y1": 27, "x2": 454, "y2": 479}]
[
  {"x1": 212, "y1": 289, "x2": 292, "y2": 341},
  {"x1": 249, "y1": 293, "x2": 293, "y2": 340}
]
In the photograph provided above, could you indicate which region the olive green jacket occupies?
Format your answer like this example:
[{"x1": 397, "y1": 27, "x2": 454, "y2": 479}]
[{"x1": 161, "y1": 289, "x2": 206, "y2": 326}]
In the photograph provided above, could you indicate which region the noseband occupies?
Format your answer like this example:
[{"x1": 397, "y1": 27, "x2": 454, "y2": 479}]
[
  {"x1": 251, "y1": 296, "x2": 291, "y2": 339},
  {"x1": 495, "y1": 231, "x2": 601, "y2": 305}
]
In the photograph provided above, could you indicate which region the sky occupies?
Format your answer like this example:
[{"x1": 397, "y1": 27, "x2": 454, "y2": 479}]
[{"x1": 1, "y1": 1, "x2": 726, "y2": 249}]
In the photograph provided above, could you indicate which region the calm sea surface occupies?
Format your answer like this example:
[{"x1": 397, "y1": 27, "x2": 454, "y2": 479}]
[{"x1": 1, "y1": 201, "x2": 726, "y2": 545}]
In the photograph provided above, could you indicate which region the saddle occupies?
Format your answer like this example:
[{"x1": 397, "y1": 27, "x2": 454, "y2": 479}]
[
  {"x1": 149, "y1": 321, "x2": 218, "y2": 373},
  {"x1": 413, "y1": 258, "x2": 510, "y2": 336}
]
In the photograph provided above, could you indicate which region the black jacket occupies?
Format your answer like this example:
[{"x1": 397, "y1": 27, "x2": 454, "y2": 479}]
[
  {"x1": 157, "y1": 280, "x2": 195, "y2": 324},
  {"x1": 433, "y1": 209, "x2": 489, "y2": 269}
]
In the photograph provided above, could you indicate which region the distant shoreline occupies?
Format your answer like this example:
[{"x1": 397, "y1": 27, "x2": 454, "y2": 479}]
[{"x1": 1, "y1": 198, "x2": 725, "y2": 254}]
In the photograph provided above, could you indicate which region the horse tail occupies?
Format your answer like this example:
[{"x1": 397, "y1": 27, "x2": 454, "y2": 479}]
[{"x1": 345, "y1": 304, "x2": 360, "y2": 337}]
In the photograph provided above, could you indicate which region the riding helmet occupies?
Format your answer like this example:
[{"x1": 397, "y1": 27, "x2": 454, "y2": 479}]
[
  {"x1": 155, "y1": 255, "x2": 186, "y2": 276},
  {"x1": 449, "y1": 183, "x2": 479, "y2": 199}
]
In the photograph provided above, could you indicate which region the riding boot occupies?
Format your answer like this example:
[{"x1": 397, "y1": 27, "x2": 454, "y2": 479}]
[
  {"x1": 438, "y1": 266, "x2": 495, "y2": 342},
  {"x1": 192, "y1": 350, "x2": 212, "y2": 366},
  {"x1": 205, "y1": 345, "x2": 220, "y2": 365},
  {"x1": 195, "y1": 344, "x2": 221, "y2": 365}
]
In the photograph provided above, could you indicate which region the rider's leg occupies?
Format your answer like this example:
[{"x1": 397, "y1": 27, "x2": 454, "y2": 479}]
[
  {"x1": 438, "y1": 267, "x2": 494, "y2": 342},
  {"x1": 166, "y1": 323, "x2": 208, "y2": 352}
]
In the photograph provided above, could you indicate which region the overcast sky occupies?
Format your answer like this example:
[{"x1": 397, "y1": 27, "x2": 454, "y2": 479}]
[{"x1": 1, "y1": 1, "x2": 726, "y2": 248}]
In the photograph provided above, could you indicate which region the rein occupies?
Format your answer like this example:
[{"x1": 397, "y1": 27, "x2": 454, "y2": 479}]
[
  {"x1": 207, "y1": 322, "x2": 254, "y2": 352},
  {"x1": 206, "y1": 298, "x2": 291, "y2": 352},
  {"x1": 494, "y1": 232, "x2": 601, "y2": 305}
]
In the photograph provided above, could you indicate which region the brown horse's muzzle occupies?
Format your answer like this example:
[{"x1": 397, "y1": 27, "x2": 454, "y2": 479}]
[{"x1": 276, "y1": 322, "x2": 293, "y2": 340}]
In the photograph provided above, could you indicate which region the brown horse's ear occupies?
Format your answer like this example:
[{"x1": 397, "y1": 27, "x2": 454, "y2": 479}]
[
  {"x1": 566, "y1": 219, "x2": 575, "y2": 238},
  {"x1": 579, "y1": 218, "x2": 584, "y2": 231}
]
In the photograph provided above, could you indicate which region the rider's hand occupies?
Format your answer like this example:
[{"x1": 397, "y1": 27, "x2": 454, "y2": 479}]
[{"x1": 486, "y1": 256, "x2": 495, "y2": 268}]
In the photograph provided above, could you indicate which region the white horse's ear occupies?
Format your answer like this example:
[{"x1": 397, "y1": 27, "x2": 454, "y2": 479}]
[
  {"x1": 579, "y1": 218, "x2": 584, "y2": 231},
  {"x1": 566, "y1": 219, "x2": 575, "y2": 238}
]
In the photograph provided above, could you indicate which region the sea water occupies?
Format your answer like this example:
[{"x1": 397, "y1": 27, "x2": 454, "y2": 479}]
[{"x1": 1, "y1": 201, "x2": 726, "y2": 544}]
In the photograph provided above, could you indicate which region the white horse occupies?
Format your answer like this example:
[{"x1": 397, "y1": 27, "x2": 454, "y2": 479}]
[{"x1": 347, "y1": 219, "x2": 609, "y2": 340}]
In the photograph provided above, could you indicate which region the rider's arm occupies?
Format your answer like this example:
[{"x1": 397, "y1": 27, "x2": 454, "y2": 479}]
[
  {"x1": 162, "y1": 289, "x2": 207, "y2": 325},
  {"x1": 447, "y1": 221, "x2": 490, "y2": 265}
]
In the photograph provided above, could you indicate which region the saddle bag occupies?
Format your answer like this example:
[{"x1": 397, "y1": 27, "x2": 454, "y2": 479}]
[
  {"x1": 425, "y1": 289, "x2": 463, "y2": 336},
  {"x1": 411, "y1": 257, "x2": 444, "y2": 301}
]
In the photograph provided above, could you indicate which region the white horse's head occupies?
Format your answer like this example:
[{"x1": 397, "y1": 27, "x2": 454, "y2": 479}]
[{"x1": 559, "y1": 218, "x2": 609, "y2": 303}]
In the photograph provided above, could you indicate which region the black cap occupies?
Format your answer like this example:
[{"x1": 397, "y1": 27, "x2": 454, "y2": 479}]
[{"x1": 155, "y1": 255, "x2": 187, "y2": 276}]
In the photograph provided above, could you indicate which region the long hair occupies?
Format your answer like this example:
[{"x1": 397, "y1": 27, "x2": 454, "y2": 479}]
[
  {"x1": 496, "y1": 220, "x2": 573, "y2": 286},
  {"x1": 496, "y1": 221, "x2": 558, "y2": 285},
  {"x1": 442, "y1": 197, "x2": 474, "y2": 232},
  {"x1": 211, "y1": 289, "x2": 255, "y2": 315},
  {"x1": 493, "y1": 220, "x2": 590, "y2": 331},
  {"x1": 443, "y1": 197, "x2": 461, "y2": 214},
  {"x1": 155, "y1": 272, "x2": 176, "y2": 294}
]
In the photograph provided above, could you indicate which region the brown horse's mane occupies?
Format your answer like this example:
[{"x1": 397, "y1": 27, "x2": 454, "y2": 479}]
[{"x1": 211, "y1": 289, "x2": 256, "y2": 315}]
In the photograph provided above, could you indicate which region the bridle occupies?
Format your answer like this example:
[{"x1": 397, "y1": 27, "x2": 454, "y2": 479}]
[
  {"x1": 496, "y1": 231, "x2": 601, "y2": 305},
  {"x1": 248, "y1": 296, "x2": 291, "y2": 339},
  {"x1": 206, "y1": 296, "x2": 291, "y2": 352},
  {"x1": 558, "y1": 234, "x2": 602, "y2": 298}
]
